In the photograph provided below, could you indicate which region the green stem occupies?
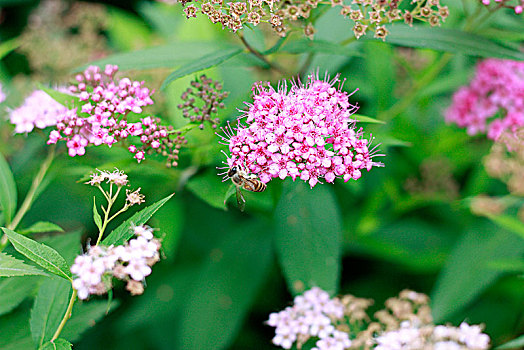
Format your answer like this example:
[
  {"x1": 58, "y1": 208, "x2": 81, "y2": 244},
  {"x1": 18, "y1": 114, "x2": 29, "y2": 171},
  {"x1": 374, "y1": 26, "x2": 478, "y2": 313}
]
[
  {"x1": 95, "y1": 186, "x2": 121, "y2": 246},
  {"x1": 51, "y1": 288, "x2": 77, "y2": 342},
  {"x1": 0, "y1": 146, "x2": 55, "y2": 250},
  {"x1": 237, "y1": 32, "x2": 287, "y2": 75}
]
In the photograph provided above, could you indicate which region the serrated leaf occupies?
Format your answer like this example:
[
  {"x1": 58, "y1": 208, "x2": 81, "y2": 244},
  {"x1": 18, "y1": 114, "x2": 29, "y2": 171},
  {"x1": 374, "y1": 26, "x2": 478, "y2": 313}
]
[
  {"x1": 0, "y1": 276, "x2": 40, "y2": 316},
  {"x1": 161, "y1": 48, "x2": 243, "y2": 90},
  {"x1": 0, "y1": 152, "x2": 17, "y2": 225},
  {"x1": 61, "y1": 300, "x2": 119, "y2": 342},
  {"x1": 274, "y1": 181, "x2": 342, "y2": 295},
  {"x1": 31, "y1": 277, "x2": 71, "y2": 347},
  {"x1": 497, "y1": 335, "x2": 524, "y2": 349},
  {"x1": 39, "y1": 86, "x2": 79, "y2": 109},
  {"x1": 19, "y1": 222, "x2": 64, "y2": 235},
  {"x1": 93, "y1": 197, "x2": 103, "y2": 232},
  {"x1": 383, "y1": 25, "x2": 524, "y2": 60},
  {"x1": 39, "y1": 338, "x2": 72, "y2": 350},
  {"x1": 0, "y1": 252, "x2": 48, "y2": 277},
  {"x1": 2, "y1": 228, "x2": 72, "y2": 281},
  {"x1": 102, "y1": 193, "x2": 174, "y2": 246},
  {"x1": 431, "y1": 223, "x2": 524, "y2": 322}
]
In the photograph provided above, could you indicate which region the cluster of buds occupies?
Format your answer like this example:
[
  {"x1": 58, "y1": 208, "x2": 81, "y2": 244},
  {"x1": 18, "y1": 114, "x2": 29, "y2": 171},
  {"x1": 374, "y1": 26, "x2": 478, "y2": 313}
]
[
  {"x1": 343, "y1": 0, "x2": 449, "y2": 40},
  {"x1": 445, "y1": 59, "x2": 524, "y2": 141},
  {"x1": 178, "y1": 75, "x2": 229, "y2": 130},
  {"x1": 267, "y1": 288, "x2": 491, "y2": 350},
  {"x1": 177, "y1": 0, "x2": 448, "y2": 40},
  {"x1": 219, "y1": 73, "x2": 384, "y2": 188},
  {"x1": 71, "y1": 224, "x2": 161, "y2": 299},
  {"x1": 480, "y1": 0, "x2": 524, "y2": 14}
]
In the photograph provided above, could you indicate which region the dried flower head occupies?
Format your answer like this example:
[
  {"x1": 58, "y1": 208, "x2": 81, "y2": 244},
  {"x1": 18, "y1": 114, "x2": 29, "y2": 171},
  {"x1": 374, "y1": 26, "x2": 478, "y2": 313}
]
[
  {"x1": 126, "y1": 188, "x2": 145, "y2": 206},
  {"x1": 219, "y1": 73, "x2": 384, "y2": 188}
]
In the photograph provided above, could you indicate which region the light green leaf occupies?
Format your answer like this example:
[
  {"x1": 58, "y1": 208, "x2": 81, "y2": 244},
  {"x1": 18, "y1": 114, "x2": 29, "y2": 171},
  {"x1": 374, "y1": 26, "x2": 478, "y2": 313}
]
[
  {"x1": 0, "y1": 37, "x2": 19, "y2": 60},
  {"x1": 102, "y1": 193, "x2": 174, "y2": 246},
  {"x1": 274, "y1": 181, "x2": 342, "y2": 295},
  {"x1": 19, "y1": 222, "x2": 64, "y2": 235},
  {"x1": 176, "y1": 222, "x2": 273, "y2": 350},
  {"x1": 431, "y1": 223, "x2": 524, "y2": 322},
  {"x1": 486, "y1": 214, "x2": 524, "y2": 240},
  {"x1": 383, "y1": 25, "x2": 524, "y2": 60},
  {"x1": 39, "y1": 338, "x2": 72, "y2": 350},
  {"x1": 93, "y1": 197, "x2": 103, "y2": 232},
  {"x1": 497, "y1": 335, "x2": 524, "y2": 349},
  {"x1": 61, "y1": 300, "x2": 120, "y2": 342},
  {"x1": 0, "y1": 276, "x2": 41, "y2": 316},
  {"x1": 30, "y1": 277, "x2": 71, "y2": 347},
  {"x1": 0, "y1": 152, "x2": 17, "y2": 225},
  {"x1": 351, "y1": 114, "x2": 386, "y2": 124},
  {"x1": 161, "y1": 48, "x2": 243, "y2": 90},
  {"x1": 39, "y1": 86, "x2": 79, "y2": 109},
  {"x1": 0, "y1": 252, "x2": 48, "y2": 277},
  {"x1": 2, "y1": 228, "x2": 72, "y2": 281},
  {"x1": 281, "y1": 39, "x2": 362, "y2": 56}
]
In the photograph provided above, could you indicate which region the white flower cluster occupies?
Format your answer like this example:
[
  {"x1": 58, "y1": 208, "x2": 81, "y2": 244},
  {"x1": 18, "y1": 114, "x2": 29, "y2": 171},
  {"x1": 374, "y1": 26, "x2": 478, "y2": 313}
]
[
  {"x1": 87, "y1": 168, "x2": 129, "y2": 187},
  {"x1": 267, "y1": 287, "x2": 351, "y2": 350},
  {"x1": 71, "y1": 225, "x2": 160, "y2": 299},
  {"x1": 375, "y1": 321, "x2": 490, "y2": 350}
]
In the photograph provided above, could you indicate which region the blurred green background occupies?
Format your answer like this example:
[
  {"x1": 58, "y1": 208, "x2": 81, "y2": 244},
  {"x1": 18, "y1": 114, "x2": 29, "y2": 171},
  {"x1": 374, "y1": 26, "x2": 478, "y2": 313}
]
[{"x1": 0, "y1": 0, "x2": 523, "y2": 349}]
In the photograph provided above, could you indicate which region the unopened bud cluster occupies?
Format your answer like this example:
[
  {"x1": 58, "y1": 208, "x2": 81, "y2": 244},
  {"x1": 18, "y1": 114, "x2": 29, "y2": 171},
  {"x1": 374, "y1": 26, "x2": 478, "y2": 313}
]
[
  {"x1": 71, "y1": 225, "x2": 161, "y2": 299},
  {"x1": 480, "y1": 0, "x2": 523, "y2": 14},
  {"x1": 267, "y1": 287, "x2": 490, "y2": 350},
  {"x1": 175, "y1": 0, "x2": 448, "y2": 40},
  {"x1": 178, "y1": 75, "x2": 229, "y2": 130}
]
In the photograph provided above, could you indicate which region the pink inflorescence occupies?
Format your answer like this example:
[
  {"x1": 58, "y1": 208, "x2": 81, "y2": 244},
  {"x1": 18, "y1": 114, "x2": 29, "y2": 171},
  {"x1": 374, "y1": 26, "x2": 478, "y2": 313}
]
[
  {"x1": 9, "y1": 90, "x2": 67, "y2": 134},
  {"x1": 480, "y1": 0, "x2": 524, "y2": 14},
  {"x1": 445, "y1": 59, "x2": 524, "y2": 141},
  {"x1": 219, "y1": 74, "x2": 384, "y2": 188}
]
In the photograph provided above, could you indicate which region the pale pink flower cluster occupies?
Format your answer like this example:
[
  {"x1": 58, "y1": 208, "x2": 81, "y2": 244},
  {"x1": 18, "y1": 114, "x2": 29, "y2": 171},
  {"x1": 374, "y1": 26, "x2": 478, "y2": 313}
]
[
  {"x1": 47, "y1": 65, "x2": 174, "y2": 162},
  {"x1": 375, "y1": 321, "x2": 490, "y2": 350},
  {"x1": 445, "y1": 59, "x2": 524, "y2": 140},
  {"x1": 221, "y1": 74, "x2": 384, "y2": 188},
  {"x1": 9, "y1": 90, "x2": 67, "y2": 134},
  {"x1": 267, "y1": 287, "x2": 351, "y2": 350},
  {"x1": 71, "y1": 225, "x2": 161, "y2": 300}
]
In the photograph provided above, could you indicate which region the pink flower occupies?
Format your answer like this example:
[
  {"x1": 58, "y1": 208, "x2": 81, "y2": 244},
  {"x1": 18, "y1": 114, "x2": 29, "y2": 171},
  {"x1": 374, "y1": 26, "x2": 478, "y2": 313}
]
[
  {"x1": 446, "y1": 59, "x2": 524, "y2": 140},
  {"x1": 219, "y1": 74, "x2": 384, "y2": 188}
]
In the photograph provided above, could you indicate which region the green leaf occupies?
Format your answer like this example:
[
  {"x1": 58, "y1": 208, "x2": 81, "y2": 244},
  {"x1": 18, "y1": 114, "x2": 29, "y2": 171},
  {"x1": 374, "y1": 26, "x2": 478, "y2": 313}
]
[
  {"x1": 61, "y1": 300, "x2": 120, "y2": 342},
  {"x1": 0, "y1": 152, "x2": 17, "y2": 225},
  {"x1": 0, "y1": 37, "x2": 19, "y2": 60},
  {"x1": 383, "y1": 25, "x2": 524, "y2": 60},
  {"x1": 351, "y1": 114, "x2": 386, "y2": 124},
  {"x1": 39, "y1": 86, "x2": 80, "y2": 109},
  {"x1": 223, "y1": 184, "x2": 237, "y2": 207},
  {"x1": 39, "y1": 338, "x2": 72, "y2": 350},
  {"x1": 497, "y1": 335, "x2": 524, "y2": 349},
  {"x1": 186, "y1": 170, "x2": 228, "y2": 210},
  {"x1": 281, "y1": 39, "x2": 362, "y2": 57},
  {"x1": 274, "y1": 181, "x2": 342, "y2": 295},
  {"x1": 431, "y1": 223, "x2": 524, "y2": 322},
  {"x1": 19, "y1": 221, "x2": 64, "y2": 235},
  {"x1": 486, "y1": 214, "x2": 524, "y2": 240},
  {"x1": 93, "y1": 197, "x2": 103, "y2": 232},
  {"x1": 161, "y1": 48, "x2": 243, "y2": 90},
  {"x1": 0, "y1": 306, "x2": 33, "y2": 350},
  {"x1": 0, "y1": 276, "x2": 41, "y2": 316},
  {"x1": 2, "y1": 228, "x2": 72, "y2": 281},
  {"x1": 0, "y1": 252, "x2": 48, "y2": 277},
  {"x1": 30, "y1": 277, "x2": 71, "y2": 347},
  {"x1": 176, "y1": 222, "x2": 273, "y2": 350},
  {"x1": 102, "y1": 193, "x2": 174, "y2": 246},
  {"x1": 39, "y1": 231, "x2": 82, "y2": 266}
]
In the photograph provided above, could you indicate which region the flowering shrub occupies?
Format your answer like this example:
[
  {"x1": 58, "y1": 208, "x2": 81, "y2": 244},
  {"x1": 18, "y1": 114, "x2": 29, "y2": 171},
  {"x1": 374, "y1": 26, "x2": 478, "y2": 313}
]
[{"x1": 221, "y1": 74, "x2": 383, "y2": 187}]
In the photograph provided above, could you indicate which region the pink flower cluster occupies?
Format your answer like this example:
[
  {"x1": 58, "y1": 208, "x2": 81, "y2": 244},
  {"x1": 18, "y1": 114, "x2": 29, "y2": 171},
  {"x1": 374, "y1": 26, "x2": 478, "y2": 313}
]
[
  {"x1": 71, "y1": 225, "x2": 161, "y2": 299},
  {"x1": 480, "y1": 0, "x2": 523, "y2": 14},
  {"x1": 267, "y1": 287, "x2": 351, "y2": 350},
  {"x1": 220, "y1": 74, "x2": 383, "y2": 188},
  {"x1": 9, "y1": 90, "x2": 67, "y2": 134},
  {"x1": 445, "y1": 59, "x2": 524, "y2": 140}
]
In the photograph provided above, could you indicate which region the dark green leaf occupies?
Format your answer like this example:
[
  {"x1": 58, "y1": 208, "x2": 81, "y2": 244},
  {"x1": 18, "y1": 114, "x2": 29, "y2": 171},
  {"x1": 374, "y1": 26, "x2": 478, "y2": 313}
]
[
  {"x1": 0, "y1": 152, "x2": 17, "y2": 225},
  {"x1": 19, "y1": 222, "x2": 64, "y2": 235},
  {"x1": 187, "y1": 170, "x2": 228, "y2": 210},
  {"x1": 39, "y1": 338, "x2": 72, "y2": 350},
  {"x1": 274, "y1": 181, "x2": 342, "y2": 295},
  {"x1": 30, "y1": 277, "x2": 71, "y2": 347},
  {"x1": 161, "y1": 48, "x2": 243, "y2": 90},
  {"x1": 0, "y1": 252, "x2": 48, "y2": 277},
  {"x1": 0, "y1": 306, "x2": 33, "y2": 350},
  {"x1": 486, "y1": 214, "x2": 524, "y2": 240},
  {"x1": 223, "y1": 184, "x2": 237, "y2": 208},
  {"x1": 176, "y1": 222, "x2": 273, "y2": 350},
  {"x1": 431, "y1": 223, "x2": 524, "y2": 322},
  {"x1": 61, "y1": 300, "x2": 120, "y2": 342},
  {"x1": 383, "y1": 25, "x2": 524, "y2": 60},
  {"x1": 2, "y1": 228, "x2": 72, "y2": 281},
  {"x1": 102, "y1": 193, "x2": 174, "y2": 246},
  {"x1": 93, "y1": 197, "x2": 103, "y2": 232},
  {"x1": 497, "y1": 335, "x2": 524, "y2": 349},
  {"x1": 0, "y1": 276, "x2": 40, "y2": 316}
]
